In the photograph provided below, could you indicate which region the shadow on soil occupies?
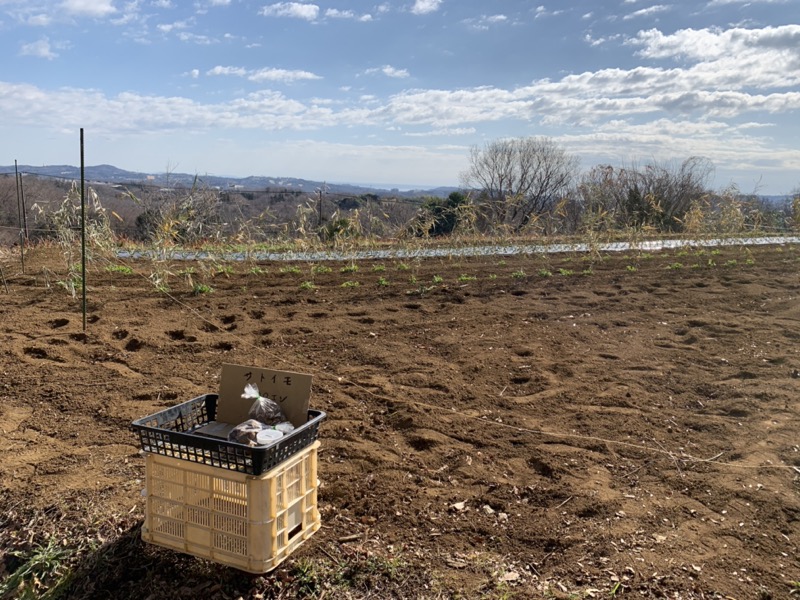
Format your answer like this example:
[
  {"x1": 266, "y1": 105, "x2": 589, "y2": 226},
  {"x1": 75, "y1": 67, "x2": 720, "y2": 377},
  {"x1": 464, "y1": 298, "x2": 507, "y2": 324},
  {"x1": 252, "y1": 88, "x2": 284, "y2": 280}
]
[{"x1": 58, "y1": 522, "x2": 280, "y2": 600}]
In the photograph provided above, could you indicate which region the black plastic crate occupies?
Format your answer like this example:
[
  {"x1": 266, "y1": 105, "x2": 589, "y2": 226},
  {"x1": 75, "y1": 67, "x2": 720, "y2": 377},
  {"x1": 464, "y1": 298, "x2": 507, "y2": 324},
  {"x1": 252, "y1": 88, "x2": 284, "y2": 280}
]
[{"x1": 132, "y1": 393, "x2": 326, "y2": 475}]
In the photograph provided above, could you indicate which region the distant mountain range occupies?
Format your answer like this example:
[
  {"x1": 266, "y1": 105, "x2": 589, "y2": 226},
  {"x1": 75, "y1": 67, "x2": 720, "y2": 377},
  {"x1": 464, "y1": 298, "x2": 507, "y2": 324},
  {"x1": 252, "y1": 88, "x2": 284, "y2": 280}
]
[
  {"x1": 0, "y1": 164, "x2": 458, "y2": 198},
  {"x1": 2, "y1": 164, "x2": 792, "y2": 204}
]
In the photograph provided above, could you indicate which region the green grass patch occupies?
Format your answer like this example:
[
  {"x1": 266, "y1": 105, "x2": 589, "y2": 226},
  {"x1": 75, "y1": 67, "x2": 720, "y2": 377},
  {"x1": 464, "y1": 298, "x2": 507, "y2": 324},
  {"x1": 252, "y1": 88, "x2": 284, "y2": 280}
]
[
  {"x1": 105, "y1": 264, "x2": 133, "y2": 274},
  {"x1": 192, "y1": 283, "x2": 213, "y2": 295},
  {"x1": 0, "y1": 536, "x2": 76, "y2": 600}
]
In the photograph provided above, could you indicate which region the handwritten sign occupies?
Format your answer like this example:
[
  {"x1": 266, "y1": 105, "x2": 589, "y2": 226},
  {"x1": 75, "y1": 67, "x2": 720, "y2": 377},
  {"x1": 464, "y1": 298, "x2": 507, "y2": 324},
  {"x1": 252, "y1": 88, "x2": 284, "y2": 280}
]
[{"x1": 216, "y1": 363, "x2": 312, "y2": 427}]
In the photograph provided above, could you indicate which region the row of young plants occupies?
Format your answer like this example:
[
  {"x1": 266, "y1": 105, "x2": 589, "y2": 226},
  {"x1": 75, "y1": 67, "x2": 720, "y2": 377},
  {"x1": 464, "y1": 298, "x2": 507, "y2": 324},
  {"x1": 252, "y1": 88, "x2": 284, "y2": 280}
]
[{"x1": 94, "y1": 243, "x2": 773, "y2": 297}]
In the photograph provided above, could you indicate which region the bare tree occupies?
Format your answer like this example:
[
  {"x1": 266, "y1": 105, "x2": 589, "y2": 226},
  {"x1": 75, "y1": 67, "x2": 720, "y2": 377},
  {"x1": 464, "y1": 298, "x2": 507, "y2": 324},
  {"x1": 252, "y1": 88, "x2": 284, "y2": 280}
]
[
  {"x1": 638, "y1": 157, "x2": 714, "y2": 231},
  {"x1": 460, "y1": 137, "x2": 579, "y2": 233},
  {"x1": 576, "y1": 165, "x2": 636, "y2": 230},
  {"x1": 576, "y1": 157, "x2": 714, "y2": 232}
]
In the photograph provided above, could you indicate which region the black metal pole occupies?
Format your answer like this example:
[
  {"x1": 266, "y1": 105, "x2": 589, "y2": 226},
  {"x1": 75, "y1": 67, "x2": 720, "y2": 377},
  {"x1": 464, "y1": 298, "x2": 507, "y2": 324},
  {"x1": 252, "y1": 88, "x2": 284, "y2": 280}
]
[
  {"x1": 80, "y1": 128, "x2": 87, "y2": 332},
  {"x1": 14, "y1": 160, "x2": 21, "y2": 231},
  {"x1": 14, "y1": 161, "x2": 24, "y2": 274}
]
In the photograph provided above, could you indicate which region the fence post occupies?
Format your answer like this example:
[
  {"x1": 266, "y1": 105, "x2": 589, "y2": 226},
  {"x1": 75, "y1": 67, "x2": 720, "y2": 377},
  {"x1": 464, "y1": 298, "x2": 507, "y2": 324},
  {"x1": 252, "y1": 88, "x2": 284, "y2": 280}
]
[
  {"x1": 14, "y1": 161, "x2": 25, "y2": 274},
  {"x1": 80, "y1": 128, "x2": 87, "y2": 333}
]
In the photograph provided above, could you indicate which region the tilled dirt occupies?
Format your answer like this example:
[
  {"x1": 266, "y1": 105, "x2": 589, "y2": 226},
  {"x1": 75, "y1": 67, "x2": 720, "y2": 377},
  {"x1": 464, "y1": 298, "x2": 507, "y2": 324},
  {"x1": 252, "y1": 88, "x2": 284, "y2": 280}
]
[{"x1": 1, "y1": 243, "x2": 799, "y2": 599}]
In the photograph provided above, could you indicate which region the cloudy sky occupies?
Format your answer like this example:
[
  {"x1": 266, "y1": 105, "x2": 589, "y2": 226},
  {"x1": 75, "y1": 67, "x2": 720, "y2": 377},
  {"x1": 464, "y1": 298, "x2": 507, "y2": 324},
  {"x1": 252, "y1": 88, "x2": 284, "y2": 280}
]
[{"x1": 1, "y1": 0, "x2": 798, "y2": 192}]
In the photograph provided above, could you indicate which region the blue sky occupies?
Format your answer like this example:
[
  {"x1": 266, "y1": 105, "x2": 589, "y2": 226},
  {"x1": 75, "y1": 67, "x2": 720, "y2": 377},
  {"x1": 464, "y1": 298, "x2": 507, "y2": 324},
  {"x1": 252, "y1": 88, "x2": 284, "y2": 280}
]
[{"x1": 1, "y1": 0, "x2": 798, "y2": 193}]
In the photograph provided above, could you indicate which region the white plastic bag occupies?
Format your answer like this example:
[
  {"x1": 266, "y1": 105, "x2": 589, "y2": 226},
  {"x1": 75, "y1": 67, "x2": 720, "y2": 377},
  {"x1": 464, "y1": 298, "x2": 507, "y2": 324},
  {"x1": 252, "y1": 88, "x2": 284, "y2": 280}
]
[{"x1": 242, "y1": 383, "x2": 286, "y2": 425}]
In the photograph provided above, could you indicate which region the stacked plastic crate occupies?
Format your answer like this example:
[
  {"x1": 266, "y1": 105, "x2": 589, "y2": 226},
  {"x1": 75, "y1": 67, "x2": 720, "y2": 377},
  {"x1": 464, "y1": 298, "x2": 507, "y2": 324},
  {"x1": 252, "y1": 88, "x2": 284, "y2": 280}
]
[{"x1": 132, "y1": 366, "x2": 326, "y2": 573}]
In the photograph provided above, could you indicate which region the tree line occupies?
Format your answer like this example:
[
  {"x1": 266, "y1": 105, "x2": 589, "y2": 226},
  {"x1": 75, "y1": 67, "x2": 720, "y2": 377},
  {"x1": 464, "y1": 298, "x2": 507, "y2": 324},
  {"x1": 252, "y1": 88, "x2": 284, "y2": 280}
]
[
  {"x1": 426, "y1": 136, "x2": 798, "y2": 238},
  {"x1": 2, "y1": 138, "x2": 798, "y2": 247}
]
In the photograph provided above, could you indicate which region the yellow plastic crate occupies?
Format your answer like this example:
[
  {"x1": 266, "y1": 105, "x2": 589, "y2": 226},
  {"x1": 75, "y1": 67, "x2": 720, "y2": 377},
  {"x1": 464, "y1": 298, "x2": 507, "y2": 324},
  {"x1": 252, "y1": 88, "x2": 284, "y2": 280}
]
[{"x1": 142, "y1": 441, "x2": 320, "y2": 573}]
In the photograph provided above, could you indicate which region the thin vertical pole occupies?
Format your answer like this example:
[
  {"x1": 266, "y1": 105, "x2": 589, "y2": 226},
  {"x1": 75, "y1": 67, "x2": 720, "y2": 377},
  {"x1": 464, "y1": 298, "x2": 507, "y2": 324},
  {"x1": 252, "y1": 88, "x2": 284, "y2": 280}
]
[
  {"x1": 80, "y1": 128, "x2": 87, "y2": 332},
  {"x1": 14, "y1": 160, "x2": 21, "y2": 231},
  {"x1": 14, "y1": 161, "x2": 24, "y2": 274}
]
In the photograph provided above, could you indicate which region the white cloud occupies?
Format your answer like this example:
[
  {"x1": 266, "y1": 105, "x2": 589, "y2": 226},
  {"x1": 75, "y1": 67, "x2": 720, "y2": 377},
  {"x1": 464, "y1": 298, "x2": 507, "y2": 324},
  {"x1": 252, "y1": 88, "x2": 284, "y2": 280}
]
[
  {"x1": 177, "y1": 32, "x2": 214, "y2": 43},
  {"x1": 534, "y1": 6, "x2": 564, "y2": 19},
  {"x1": 109, "y1": 1, "x2": 144, "y2": 26},
  {"x1": 209, "y1": 0, "x2": 230, "y2": 5},
  {"x1": 584, "y1": 32, "x2": 622, "y2": 47},
  {"x1": 19, "y1": 37, "x2": 58, "y2": 59},
  {"x1": 8, "y1": 23, "x2": 799, "y2": 135},
  {"x1": 0, "y1": 82, "x2": 364, "y2": 134},
  {"x1": 623, "y1": 4, "x2": 670, "y2": 20},
  {"x1": 151, "y1": 0, "x2": 173, "y2": 7},
  {"x1": 259, "y1": 2, "x2": 319, "y2": 21},
  {"x1": 207, "y1": 65, "x2": 248, "y2": 76},
  {"x1": 27, "y1": 13, "x2": 52, "y2": 26},
  {"x1": 464, "y1": 14, "x2": 508, "y2": 30},
  {"x1": 707, "y1": 0, "x2": 788, "y2": 4},
  {"x1": 249, "y1": 67, "x2": 322, "y2": 82},
  {"x1": 366, "y1": 65, "x2": 410, "y2": 78},
  {"x1": 325, "y1": 8, "x2": 354, "y2": 18},
  {"x1": 157, "y1": 19, "x2": 190, "y2": 32},
  {"x1": 558, "y1": 118, "x2": 800, "y2": 183},
  {"x1": 61, "y1": 0, "x2": 117, "y2": 17},
  {"x1": 404, "y1": 127, "x2": 476, "y2": 137},
  {"x1": 4, "y1": 21, "x2": 799, "y2": 188},
  {"x1": 631, "y1": 24, "x2": 800, "y2": 62},
  {"x1": 628, "y1": 25, "x2": 800, "y2": 90},
  {"x1": 206, "y1": 65, "x2": 321, "y2": 82},
  {"x1": 325, "y1": 8, "x2": 372, "y2": 21},
  {"x1": 411, "y1": 0, "x2": 442, "y2": 16}
]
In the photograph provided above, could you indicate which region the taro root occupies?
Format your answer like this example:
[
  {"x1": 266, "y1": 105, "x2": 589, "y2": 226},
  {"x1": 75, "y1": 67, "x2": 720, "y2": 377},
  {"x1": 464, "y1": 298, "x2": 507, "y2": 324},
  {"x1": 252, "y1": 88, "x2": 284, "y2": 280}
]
[{"x1": 227, "y1": 418, "x2": 265, "y2": 446}]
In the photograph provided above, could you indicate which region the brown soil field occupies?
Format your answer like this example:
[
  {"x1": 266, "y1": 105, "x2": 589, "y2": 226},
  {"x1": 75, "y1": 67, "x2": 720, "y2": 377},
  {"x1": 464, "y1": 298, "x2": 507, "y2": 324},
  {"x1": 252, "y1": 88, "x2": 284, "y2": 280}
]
[{"x1": 1, "y1": 243, "x2": 799, "y2": 599}]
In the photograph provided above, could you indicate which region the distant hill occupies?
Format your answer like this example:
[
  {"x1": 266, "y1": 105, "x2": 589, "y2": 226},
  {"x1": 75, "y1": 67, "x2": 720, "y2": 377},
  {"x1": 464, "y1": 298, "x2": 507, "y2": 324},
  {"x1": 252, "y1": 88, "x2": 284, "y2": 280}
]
[{"x1": 0, "y1": 164, "x2": 458, "y2": 198}]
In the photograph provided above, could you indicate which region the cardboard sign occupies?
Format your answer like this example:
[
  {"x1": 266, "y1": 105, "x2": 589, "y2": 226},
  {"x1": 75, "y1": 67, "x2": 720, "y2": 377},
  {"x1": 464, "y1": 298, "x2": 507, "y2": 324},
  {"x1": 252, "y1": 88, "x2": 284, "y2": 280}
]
[{"x1": 216, "y1": 363, "x2": 312, "y2": 428}]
